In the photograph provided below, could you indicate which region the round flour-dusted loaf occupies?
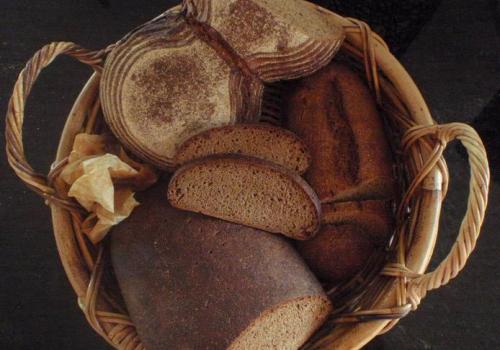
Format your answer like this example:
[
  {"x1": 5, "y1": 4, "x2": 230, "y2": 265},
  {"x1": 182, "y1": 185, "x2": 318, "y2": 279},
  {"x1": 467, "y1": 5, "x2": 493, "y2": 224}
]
[
  {"x1": 184, "y1": 0, "x2": 345, "y2": 81},
  {"x1": 111, "y1": 181, "x2": 332, "y2": 350},
  {"x1": 101, "y1": 9, "x2": 261, "y2": 170}
]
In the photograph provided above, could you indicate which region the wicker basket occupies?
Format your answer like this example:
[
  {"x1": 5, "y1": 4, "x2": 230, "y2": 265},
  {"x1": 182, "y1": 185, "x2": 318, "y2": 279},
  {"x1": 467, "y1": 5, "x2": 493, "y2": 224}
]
[{"x1": 5, "y1": 8, "x2": 490, "y2": 350}]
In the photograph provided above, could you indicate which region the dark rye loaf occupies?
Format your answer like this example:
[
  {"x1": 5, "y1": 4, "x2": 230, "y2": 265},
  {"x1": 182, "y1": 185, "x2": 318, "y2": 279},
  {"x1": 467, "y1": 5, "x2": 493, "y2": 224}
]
[
  {"x1": 111, "y1": 182, "x2": 332, "y2": 350},
  {"x1": 174, "y1": 124, "x2": 311, "y2": 174},
  {"x1": 168, "y1": 155, "x2": 321, "y2": 240},
  {"x1": 285, "y1": 62, "x2": 395, "y2": 282}
]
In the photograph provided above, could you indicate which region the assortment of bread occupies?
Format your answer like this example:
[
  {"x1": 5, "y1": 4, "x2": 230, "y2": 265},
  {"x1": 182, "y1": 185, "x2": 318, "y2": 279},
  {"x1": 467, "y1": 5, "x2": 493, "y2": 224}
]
[
  {"x1": 100, "y1": 0, "x2": 344, "y2": 170},
  {"x1": 99, "y1": 2, "x2": 398, "y2": 349}
]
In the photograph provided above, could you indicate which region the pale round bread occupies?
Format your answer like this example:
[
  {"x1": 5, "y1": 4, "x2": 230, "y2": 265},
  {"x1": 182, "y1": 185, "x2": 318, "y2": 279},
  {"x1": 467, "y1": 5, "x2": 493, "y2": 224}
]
[
  {"x1": 101, "y1": 11, "x2": 262, "y2": 169},
  {"x1": 186, "y1": 0, "x2": 345, "y2": 81}
]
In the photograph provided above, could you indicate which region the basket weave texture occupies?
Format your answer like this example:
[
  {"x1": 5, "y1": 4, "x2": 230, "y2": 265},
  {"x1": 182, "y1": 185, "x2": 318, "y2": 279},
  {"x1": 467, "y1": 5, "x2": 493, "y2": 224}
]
[{"x1": 5, "y1": 9, "x2": 489, "y2": 350}]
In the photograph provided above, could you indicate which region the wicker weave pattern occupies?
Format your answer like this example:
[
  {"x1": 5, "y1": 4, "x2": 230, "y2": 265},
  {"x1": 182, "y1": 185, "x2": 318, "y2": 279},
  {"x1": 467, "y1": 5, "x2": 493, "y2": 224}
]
[{"x1": 5, "y1": 14, "x2": 489, "y2": 350}]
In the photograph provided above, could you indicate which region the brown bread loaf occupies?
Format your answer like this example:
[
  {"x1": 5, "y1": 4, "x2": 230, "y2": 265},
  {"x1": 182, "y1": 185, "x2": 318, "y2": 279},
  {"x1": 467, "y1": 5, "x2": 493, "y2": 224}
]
[
  {"x1": 285, "y1": 62, "x2": 396, "y2": 202},
  {"x1": 184, "y1": 0, "x2": 345, "y2": 82},
  {"x1": 168, "y1": 155, "x2": 321, "y2": 240},
  {"x1": 111, "y1": 181, "x2": 332, "y2": 350},
  {"x1": 174, "y1": 124, "x2": 311, "y2": 174},
  {"x1": 297, "y1": 202, "x2": 394, "y2": 281},
  {"x1": 285, "y1": 62, "x2": 395, "y2": 281},
  {"x1": 297, "y1": 224, "x2": 376, "y2": 282}
]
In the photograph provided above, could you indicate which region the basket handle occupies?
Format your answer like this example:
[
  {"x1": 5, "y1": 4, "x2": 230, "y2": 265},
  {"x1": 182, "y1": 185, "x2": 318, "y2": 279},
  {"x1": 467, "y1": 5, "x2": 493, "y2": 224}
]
[
  {"x1": 5, "y1": 42, "x2": 107, "y2": 206},
  {"x1": 402, "y1": 122, "x2": 489, "y2": 308}
]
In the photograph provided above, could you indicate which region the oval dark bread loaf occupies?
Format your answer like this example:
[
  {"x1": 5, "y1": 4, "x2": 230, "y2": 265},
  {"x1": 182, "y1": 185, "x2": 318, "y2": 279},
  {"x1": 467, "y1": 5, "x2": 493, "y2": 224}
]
[
  {"x1": 285, "y1": 62, "x2": 395, "y2": 282},
  {"x1": 298, "y1": 224, "x2": 376, "y2": 281},
  {"x1": 297, "y1": 202, "x2": 394, "y2": 281},
  {"x1": 174, "y1": 124, "x2": 311, "y2": 174},
  {"x1": 285, "y1": 62, "x2": 396, "y2": 203},
  {"x1": 111, "y1": 181, "x2": 332, "y2": 350},
  {"x1": 167, "y1": 155, "x2": 321, "y2": 240}
]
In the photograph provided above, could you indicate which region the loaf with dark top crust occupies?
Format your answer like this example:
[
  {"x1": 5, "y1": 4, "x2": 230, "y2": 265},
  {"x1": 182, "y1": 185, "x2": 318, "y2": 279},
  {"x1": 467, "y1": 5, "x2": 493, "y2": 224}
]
[
  {"x1": 285, "y1": 62, "x2": 395, "y2": 282},
  {"x1": 111, "y1": 181, "x2": 332, "y2": 350},
  {"x1": 168, "y1": 155, "x2": 321, "y2": 240}
]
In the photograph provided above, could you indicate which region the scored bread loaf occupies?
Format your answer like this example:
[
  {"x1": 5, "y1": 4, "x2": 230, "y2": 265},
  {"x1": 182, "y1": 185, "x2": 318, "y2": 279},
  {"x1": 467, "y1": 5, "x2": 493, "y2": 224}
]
[
  {"x1": 285, "y1": 62, "x2": 396, "y2": 203},
  {"x1": 111, "y1": 181, "x2": 332, "y2": 350},
  {"x1": 174, "y1": 124, "x2": 311, "y2": 174},
  {"x1": 168, "y1": 155, "x2": 321, "y2": 240},
  {"x1": 285, "y1": 62, "x2": 395, "y2": 282},
  {"x1": 184, "y1": 0, "x2": 345, "y2": 82},
  {"x1": 101, "y1": 3, "x2": 344, "y2": 169},
  {"x1": 101, "y1": 9, "x2": 255, "y2": 170}
]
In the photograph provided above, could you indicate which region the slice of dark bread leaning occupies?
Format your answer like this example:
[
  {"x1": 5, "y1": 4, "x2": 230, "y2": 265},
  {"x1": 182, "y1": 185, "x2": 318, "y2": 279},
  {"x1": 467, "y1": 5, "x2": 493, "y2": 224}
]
[
  {"x1": 174, "y1": 124, "x2": 311, "y2": 174},
  {"x1": 168, "y1": 155, "x2": 321, "y2": 240}
]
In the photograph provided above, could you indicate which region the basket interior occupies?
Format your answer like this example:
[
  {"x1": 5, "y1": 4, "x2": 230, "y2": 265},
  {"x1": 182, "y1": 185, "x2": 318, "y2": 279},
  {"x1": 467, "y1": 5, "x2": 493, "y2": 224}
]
[{"x1": 47, "y1": 16, "x2": 449, "y2": 350}]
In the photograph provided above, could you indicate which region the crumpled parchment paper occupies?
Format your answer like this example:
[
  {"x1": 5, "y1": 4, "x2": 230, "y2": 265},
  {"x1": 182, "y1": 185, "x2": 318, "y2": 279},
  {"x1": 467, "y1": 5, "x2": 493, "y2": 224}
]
[{"x1": 60, "y1": 133, "x2": 158, "y2": 244}]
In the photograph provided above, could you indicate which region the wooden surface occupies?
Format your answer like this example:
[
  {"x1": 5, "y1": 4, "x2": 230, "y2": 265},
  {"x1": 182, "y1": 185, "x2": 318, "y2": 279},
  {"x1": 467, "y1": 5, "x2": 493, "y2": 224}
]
[{"x1": 1, "y1": 1, "x2": 499, "y2": 349}]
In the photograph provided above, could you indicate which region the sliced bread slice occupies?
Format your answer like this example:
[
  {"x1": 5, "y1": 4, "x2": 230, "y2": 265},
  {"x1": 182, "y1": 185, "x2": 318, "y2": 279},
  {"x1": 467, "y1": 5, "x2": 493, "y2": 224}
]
[
  {"x1": 168, "y1": 155, "x2": 321, "y2": 240},
  {"x1": 174, "y1": 124, "x2": 311, "y2": 174},
  {"x1": 111, "y1": 182, "x2": 332, "y2": 350}
]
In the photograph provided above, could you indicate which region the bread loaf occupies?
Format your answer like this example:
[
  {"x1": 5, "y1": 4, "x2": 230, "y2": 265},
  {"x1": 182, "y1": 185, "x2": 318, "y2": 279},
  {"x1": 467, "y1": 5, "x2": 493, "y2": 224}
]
[
  {"x1": 285, "y1": 62, "x2": 395, "y2": 202},
  {"x1": 168, "y1": 155, "x2": 321, "y2": 240},
  {"x1": 296, "y1": 223, "x2": 376, "y2": 282},
  {"x1": 174, "y1": 124, "x2": 311, "y2": 174},
  {"x1": 184, "y1": 0, "x2": 345, "y2": 82},
  {"x1": 297, "y1": 202, "x2": 393, "y2": 281},
  {"x1": 101, "y1": 9, "x2": 261, "y2": 170},
  {"x1": 285, "y1": 62, "x2": 395, "y2": 281},
  {"x1": 101, "y1": 3, "x2": 344, "y2": 169},
  {"x1": 111, "y1": 182, "x2": 332, "y2": 350}
]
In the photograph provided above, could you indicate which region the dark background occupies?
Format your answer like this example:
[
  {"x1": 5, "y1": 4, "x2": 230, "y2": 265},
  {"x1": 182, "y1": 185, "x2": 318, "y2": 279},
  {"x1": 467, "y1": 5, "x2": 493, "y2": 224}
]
[{"x1": 1, "y1": 0, "x2": 499, "y2": 349}]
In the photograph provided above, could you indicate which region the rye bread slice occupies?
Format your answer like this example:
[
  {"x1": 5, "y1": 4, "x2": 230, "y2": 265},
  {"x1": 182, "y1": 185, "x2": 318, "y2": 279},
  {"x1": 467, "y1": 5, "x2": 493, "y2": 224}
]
[
  {"x1": 111, "y1": 182, "x2": 332, "y2": 350},
  {"x1": 174, "y1": 124, "x2": 311, "y2": 174},
  {"x1": 167, "y1": 155, "x2": 321, "y2": 240}
]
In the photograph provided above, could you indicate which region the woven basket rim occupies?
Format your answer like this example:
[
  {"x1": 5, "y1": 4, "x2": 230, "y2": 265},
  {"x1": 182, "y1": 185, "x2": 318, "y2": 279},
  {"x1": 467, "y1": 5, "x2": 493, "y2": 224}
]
[{"x1": 52, "y1": 18, "x2": 441, "y2": 346}]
